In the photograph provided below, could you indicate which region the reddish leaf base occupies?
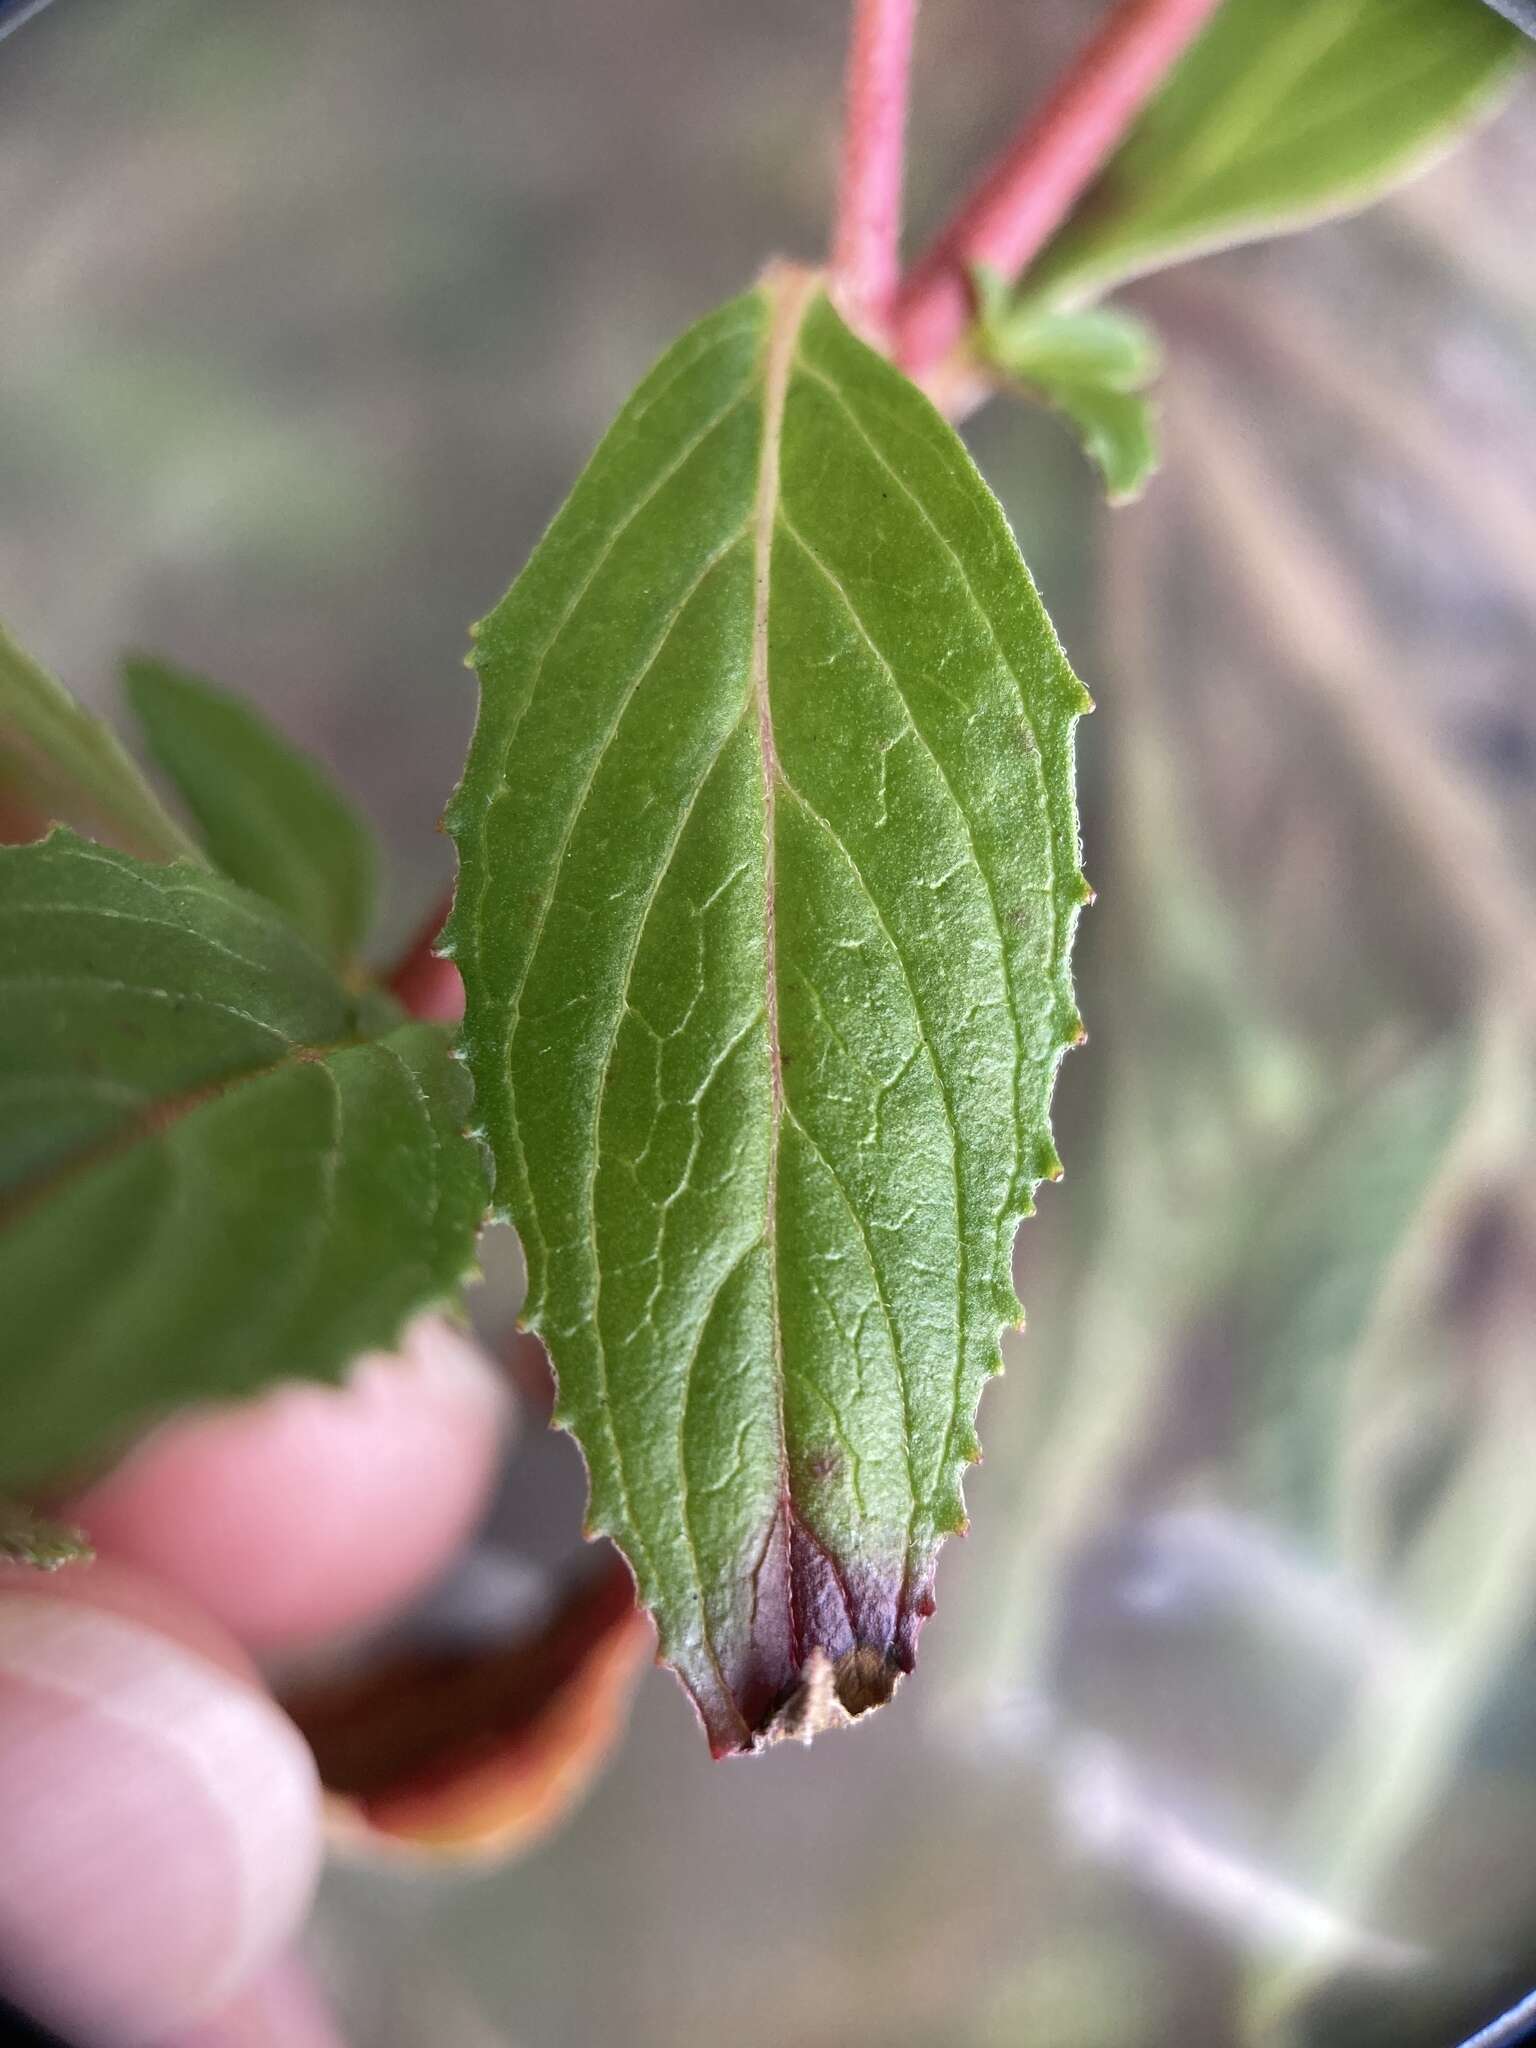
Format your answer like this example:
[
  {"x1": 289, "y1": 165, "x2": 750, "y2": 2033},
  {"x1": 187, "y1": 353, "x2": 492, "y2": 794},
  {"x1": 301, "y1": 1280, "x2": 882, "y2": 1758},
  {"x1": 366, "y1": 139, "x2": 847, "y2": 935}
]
[{"x1": 699, "y1": 1506, "x2": 938, "y2": 1755}]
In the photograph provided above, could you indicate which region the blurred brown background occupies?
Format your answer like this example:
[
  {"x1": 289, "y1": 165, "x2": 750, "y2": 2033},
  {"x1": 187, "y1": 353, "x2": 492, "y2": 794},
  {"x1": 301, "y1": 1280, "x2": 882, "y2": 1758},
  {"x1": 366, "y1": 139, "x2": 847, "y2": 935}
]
[{"x1": 3, "y1": 3, "x2": 1535, "y2": 2043}]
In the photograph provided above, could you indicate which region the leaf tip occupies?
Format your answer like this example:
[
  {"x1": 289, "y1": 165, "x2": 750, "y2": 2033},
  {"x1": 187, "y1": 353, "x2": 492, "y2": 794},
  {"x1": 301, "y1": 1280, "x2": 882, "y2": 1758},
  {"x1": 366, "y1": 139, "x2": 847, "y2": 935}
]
[
  {"x1": 752, "y1": 1645, "x2": 902, "y2": 1750},
  {"x1": 933, "y1": 1490, "x2": 970, "y2": 1538},
  {"x1": 1034, "y1": 1134, "x2": 1066, "y2": 1182},
  {"x1": 0, "y1": 1504, "x2": 94, "y2": 1571}
]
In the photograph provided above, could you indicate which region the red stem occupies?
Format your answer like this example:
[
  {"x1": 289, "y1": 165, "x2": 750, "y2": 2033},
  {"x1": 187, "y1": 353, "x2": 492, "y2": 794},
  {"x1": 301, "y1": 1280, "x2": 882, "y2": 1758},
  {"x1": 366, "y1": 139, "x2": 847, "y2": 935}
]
[
  {"x1": 386, "y1": 893, "x2": 462, "y2": 1022},
  {"x1": 893, "y1": 0, "x2": 1222, "y2": 374},
  {"x1": 832, "y1": 0, "x2": 921, "y2": 336},
  {"x1": 396, "y1": 4, "x2": 1209, "y2": 1013}
]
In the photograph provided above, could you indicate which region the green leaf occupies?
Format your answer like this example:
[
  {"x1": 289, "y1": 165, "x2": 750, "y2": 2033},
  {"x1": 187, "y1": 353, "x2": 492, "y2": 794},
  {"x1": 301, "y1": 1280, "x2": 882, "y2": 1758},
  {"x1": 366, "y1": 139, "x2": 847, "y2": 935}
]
[
  {"x1": 977, "y1": 289, "x2": 1162, "y2": 504},
  {"x1": 0, "y1": 831, "x2": 488, "y2": 1493},
  {"x1": 0, "y1": 1501, "x2": 92, "y2": 1570},
  {"x1": 125, "y1": 656, "x2": 378, "y2": 965},
  {"x1": 447, "y1": 271, "x2": 1089, "y2": 1753},
  {"x1": 1240, "y1": 1038, "x2": 1476, "y2": 1548},
  {"x1": 0, "y1": 621, "x2": 197, "y2": 862},
  {"x1": 1031, "y1": 0, "x2": 1527, "y2": 305},
  {"x1": 976, "y1": 276, "x2": 1161, "y2": 387},
  {"x1": 1043, "y1": 386, "x2": 1158, "y2": 505}
]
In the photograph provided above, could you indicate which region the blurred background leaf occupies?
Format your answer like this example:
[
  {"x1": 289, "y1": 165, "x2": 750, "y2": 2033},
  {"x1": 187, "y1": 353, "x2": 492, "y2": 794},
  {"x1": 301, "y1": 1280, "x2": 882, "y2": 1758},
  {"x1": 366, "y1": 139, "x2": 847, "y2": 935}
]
[
  {"x1": 1031, "y1": 0, "x2": 1528, "y2": 305},
  {"x1": 1234, "y1": 1035, "x2": 1477, "y2": 1556},
  {"x1": 0, "y1": 833, "x2": 487, "y2": 1492},
  {"x1": 0, "y1": 620, "x2": 196, "y2": 860},
  {"x1": 975, "y1": 285, "x2": 1162, "y2": 500},
  {"x1": 0, "y1": 1500, "x2": 91, "y2": 1570},
  {"x1": 125, "y1": 655, "x2": 379, "y2": 967}
]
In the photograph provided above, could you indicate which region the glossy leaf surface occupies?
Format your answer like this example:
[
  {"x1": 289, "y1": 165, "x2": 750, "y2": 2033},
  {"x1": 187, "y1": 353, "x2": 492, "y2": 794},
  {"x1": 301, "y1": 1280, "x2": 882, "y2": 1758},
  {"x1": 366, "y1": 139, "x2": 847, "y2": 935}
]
[
  {"x1": 448, "y1": 272, "x2": 1088, "y2": 1752},
  {"x1": 0, "y1": 832, "x2": 487, "y2": 1491},
  {"x1": 1032, "y1": 0, "x2": 1526, "y2": 304},
  {"x1": 126, "y1": 656, "x2": 378, "y2": 965}
]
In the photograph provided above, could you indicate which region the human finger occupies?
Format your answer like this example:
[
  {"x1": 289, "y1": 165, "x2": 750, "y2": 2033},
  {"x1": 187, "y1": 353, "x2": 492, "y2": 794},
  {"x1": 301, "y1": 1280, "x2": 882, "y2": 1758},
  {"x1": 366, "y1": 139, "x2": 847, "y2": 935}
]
[
  {"x1": 69, "y1": 1315, "x2": 512, "y2": 1656},
  {"x1": 0, "y1": 1559, "x2": 323, "y2": 2048}
]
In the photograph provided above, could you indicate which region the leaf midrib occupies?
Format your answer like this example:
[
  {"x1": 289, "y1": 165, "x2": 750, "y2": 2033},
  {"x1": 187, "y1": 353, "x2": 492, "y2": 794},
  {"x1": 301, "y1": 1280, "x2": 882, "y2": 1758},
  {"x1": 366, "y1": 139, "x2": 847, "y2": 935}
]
[
  {"x1": 752, "y1": 265, "x2": 819, "y2": 1684},
  {"x1": 1149, "y1": 0, "x2": 1367, "y2": 204},
  {"x1": 0, "y1": 1029, "x2": 375, "y2": 1232}
]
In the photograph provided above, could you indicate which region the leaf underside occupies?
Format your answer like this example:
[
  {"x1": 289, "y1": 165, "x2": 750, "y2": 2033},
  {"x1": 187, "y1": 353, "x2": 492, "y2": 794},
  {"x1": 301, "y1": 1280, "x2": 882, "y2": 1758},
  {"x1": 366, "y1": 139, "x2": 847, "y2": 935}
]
[
  {"x1": 0, "y1": 832, "x2": 488, "y2": 1492},
  {"x1": 1031, "y1": 0, "x2": 1526, "y2": 304},
  {"x1": 448, "y1": 273, "x2": 1088, "y2": 1753}
]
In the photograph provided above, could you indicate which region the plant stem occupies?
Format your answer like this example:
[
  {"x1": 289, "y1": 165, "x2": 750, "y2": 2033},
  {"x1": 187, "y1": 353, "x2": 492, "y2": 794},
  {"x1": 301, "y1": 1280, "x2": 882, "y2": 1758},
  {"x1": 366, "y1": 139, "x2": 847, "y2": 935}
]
[
  {"x1": 832, "y1": 0, "x2": 921, "y2": 337},
  {"x1": 387, "y1": 895, "x2": 462, "y2": 1021},
  {"x1": 893, "y1": 0, "x2": 1222, "y2": 373}
]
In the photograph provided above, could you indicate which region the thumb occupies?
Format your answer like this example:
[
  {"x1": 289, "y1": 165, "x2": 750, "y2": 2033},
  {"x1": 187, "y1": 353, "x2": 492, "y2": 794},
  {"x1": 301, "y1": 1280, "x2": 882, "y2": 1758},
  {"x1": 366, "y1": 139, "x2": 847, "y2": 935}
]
[{"x1": 0, "y1": 1561, "x2": 322, "y2": 2048}]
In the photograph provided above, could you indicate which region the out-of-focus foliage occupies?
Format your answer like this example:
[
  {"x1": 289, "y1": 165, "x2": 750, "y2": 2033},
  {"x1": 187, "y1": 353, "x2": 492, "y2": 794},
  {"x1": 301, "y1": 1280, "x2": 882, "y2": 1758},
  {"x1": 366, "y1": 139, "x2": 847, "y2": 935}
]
[
  {"x1": 974, "y1": 276, "x2": 1161, "y2": 501},
  {"x1": 1236, "y1": 1039, "x2": 1476, "y2": 1553},
  {"x1": 0, "y1": 621, "x2": 195, "y2": 861},
  {"x1": 1032, "y1": 0, "x2": 1528, "y2": 304},
  {"x1": 126, "y1": 655, "x2": 379, "y2": 966},
  {"x1": 0, "y1": 832, "x2": 488, "y2": 1491},
  {"x1": 0, "y1": 1501, "x2": 92, "y2": 1570}
]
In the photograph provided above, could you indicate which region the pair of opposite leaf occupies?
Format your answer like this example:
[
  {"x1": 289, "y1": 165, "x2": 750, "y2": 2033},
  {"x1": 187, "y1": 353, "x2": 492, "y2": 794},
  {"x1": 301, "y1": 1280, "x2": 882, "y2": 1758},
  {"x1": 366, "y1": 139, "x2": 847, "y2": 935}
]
[{"x1": 0, "y1": 0, "x2": 1524, "y2": 1753}]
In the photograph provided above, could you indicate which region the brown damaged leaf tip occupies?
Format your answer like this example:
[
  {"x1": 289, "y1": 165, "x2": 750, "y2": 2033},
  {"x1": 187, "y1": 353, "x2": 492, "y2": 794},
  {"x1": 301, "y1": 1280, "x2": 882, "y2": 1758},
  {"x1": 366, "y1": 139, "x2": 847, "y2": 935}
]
[
  {"x1": 755, "y1": 1644, "x2": 901, "y2": 1749},
  {"x1": 284, "y1": 1555, "x2": 649, "y2": 1863}
]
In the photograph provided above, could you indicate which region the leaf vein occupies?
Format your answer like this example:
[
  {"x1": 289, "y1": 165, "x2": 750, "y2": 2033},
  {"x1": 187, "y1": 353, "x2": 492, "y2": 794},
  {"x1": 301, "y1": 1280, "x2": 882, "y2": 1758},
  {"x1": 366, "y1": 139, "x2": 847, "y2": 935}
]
[
  {"x1": 675, "y1": 1239, "x2": 762, "y2": 1747},
  {"x1": 783, "y1": 1102, "x2": 917, "y2": 1532},
  {"x1": 775, "y1": 506, "x2": 1023, "y2": 1486},
  {"x1": 0, "y1": 973, "x2": 297, "y2": 1047},
  {"x1": 791, "y1": 359, "x2": 1062, "y2": 996},
  {"x1": 487, "y1": 387, "x2": 755, "y2": 798},
  {"x1": 774, "y1": 773, "x2": 963, "y2": 1511},
  {"x1": 581, "y1": 710, "x2": 754, "y2": 1600}
]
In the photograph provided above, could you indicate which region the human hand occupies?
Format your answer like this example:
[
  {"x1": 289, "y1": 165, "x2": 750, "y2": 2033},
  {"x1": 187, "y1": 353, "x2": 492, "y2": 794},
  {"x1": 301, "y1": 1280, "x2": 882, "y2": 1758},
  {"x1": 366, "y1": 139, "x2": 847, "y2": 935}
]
[{"x1": 0, "y1": 1315, "x2": 511, "y2": 2047}]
